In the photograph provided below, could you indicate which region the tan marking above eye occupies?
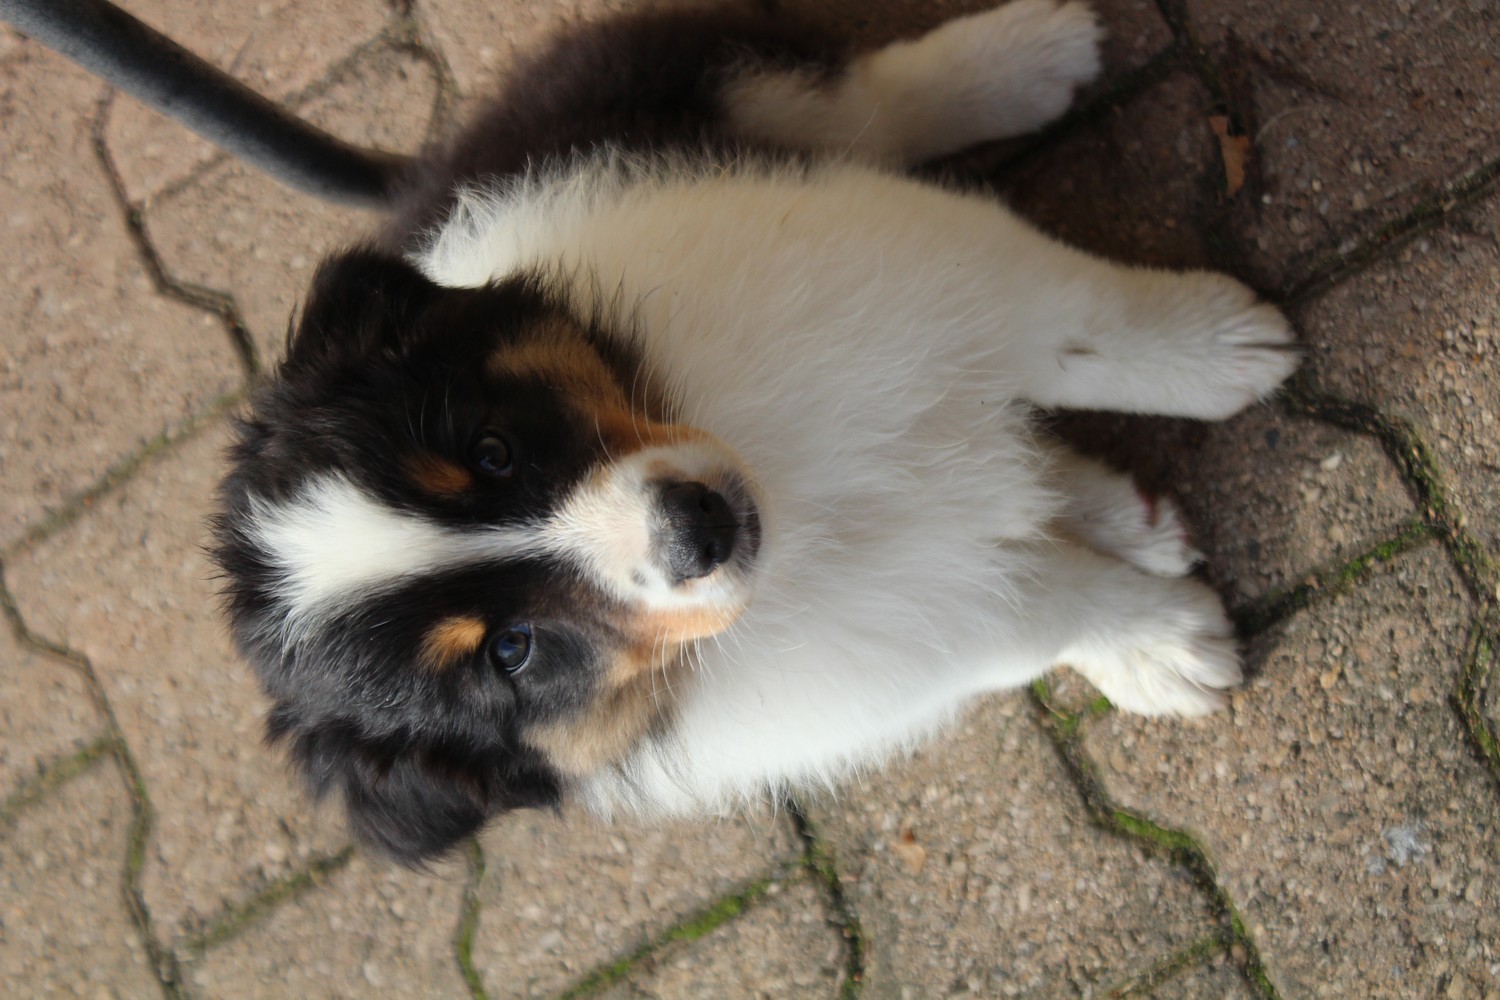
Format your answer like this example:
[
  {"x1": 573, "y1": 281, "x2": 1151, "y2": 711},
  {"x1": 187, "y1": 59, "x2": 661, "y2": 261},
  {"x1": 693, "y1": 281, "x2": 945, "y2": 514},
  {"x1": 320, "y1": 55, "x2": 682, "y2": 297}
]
[
  {"x1": 488, "y1": 331, "x2": 627, "y2": 410},
  {"x1": 406, "y1": 454, "x2": 475, "y2": 497},
  {"x1": 420, "y1": 615, "x2": 488, "y2": 672}
]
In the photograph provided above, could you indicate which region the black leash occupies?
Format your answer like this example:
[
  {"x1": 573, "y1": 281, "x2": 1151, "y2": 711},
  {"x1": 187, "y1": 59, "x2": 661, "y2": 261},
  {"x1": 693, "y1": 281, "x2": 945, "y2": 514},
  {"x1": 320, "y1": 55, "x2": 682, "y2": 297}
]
[{"x1": 0, "y1": 0, "x2": 412, "y2": 207}]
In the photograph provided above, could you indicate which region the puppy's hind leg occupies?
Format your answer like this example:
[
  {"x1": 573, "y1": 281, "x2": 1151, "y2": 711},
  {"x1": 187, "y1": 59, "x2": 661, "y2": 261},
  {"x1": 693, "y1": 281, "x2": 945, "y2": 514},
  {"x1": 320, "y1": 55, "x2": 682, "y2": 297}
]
[
  {"x1": 724, "y1": 0, "x2": 1103, "y2": 163},
  {"x1": 991, "y1": 541, "x2": 1240, "y2": 716},
  {"x1": 1046, "y1": 443, "x2": 1201, "y2": 577}
]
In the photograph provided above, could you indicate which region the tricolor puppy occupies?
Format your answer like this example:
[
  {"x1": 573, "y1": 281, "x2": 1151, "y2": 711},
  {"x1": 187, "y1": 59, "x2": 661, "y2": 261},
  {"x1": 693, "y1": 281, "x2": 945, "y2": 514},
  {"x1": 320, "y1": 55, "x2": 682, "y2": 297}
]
[{"x1": 212, "y1": 0, "x2": 1297, "y2": 862}]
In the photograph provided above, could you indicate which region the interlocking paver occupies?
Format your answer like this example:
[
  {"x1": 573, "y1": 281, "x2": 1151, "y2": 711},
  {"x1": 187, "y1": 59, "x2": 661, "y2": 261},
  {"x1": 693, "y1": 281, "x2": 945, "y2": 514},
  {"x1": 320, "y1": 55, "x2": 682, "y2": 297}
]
[
  {"x1": 807, "y1": 695, "x2": 1214, "y2": 997},
  {"x1": 103, "y1": 0, "x2": 392, "y2": 202},
  {"x1": 0, "y1": 622, "x2": 101, "y2": 800},
  {"x1": 142, "y1": 42, "x2": 439, "y2": 366},
  {"x1": 472, "y1": 808, "x2": 800, "y2": 997},
  {"x1": 1086, "y1": 548, "x2": 1497, "y2": 998},
  {"x1": 0, "y1": 764, "x2": 162, "y2": 998},
  {"x1": 186, "y1": 852, "x2": 470, "y2": 999},
  {"x1": 1297, "y1": 199, "x2": 1500, "y2": 555},
  {"x1": 597, "y1": 880, "x2": 845, "y2": 999},
  {"x1": 0, "y1": 40, "x2": 242, "y2": 552},
  {"x1": 1186, "y1": 0, "x2": 1500, "y2": 289},
  {"x1": 7, "y1": 424, "x2": 349, "y2": 942}
]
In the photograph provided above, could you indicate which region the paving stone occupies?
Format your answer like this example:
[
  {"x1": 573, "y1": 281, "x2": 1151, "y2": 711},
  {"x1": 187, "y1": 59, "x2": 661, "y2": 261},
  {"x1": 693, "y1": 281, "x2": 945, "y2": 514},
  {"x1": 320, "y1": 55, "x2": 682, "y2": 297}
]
[
  {"x1": 7, "y1": 424, "x2": 349, "y2": 942},
  {"x1": 187, "y1": 852, "x2": 469, "y2": 999},
  {"x1": 0, "y1": 39, "x2": 242, "y2": 551},
  {"x1": 1003, "y1": 74, "x2": 1220, "y2": 269},
  {"x1": 1297, "y1": 199, "x2": 1500, "y2": 554},
  {"x1": 143, "y1": 42, "x2": 439, "y2": 367},
  {"x1": 472, "y1": 807, "x2": 800, "y2": 997},
  {"x1": 805, "y1": 695, "x2": 1213, "y2": 998},
  {"x1": 1052, "y1": 405, "x2": 1416, "y2": 608},
  {"x1": 598, "y1": 879, "x2": 843, "y2": 1000},
  {"x1": 1085, "y1": 548, "x2": 1497, "y2": 998},
  {"x1": 0, "y1": 765, "x2": 162, "y2": 998},
  {"x1": 1145, "y1": 954, "x2": 1256, "y2": 1000},
  {"x1": 1185, "y1": 0, "x2": 1500, "y2": 289},
  {"x1": 0, "y1": 622, "x2": 102, "y2": 800},
  {"x1": 102, "y1": 0, "x2": 392, "y2": 202}
]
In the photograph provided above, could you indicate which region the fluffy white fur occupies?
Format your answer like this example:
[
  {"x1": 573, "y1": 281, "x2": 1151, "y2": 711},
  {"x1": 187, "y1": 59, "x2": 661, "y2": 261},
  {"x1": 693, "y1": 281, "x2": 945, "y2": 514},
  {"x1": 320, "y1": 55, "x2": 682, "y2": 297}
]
[{"x1": 404, "y1": 0, "x2": 1295, "y2": 816}]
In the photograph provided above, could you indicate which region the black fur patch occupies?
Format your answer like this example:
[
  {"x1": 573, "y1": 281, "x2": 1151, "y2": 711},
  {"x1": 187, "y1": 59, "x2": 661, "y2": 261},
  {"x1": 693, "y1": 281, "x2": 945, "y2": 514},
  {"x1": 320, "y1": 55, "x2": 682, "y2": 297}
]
[
  {"x1": 214, "y1": 6, "x2": 847, "y2": 863},
  {"x1": 387, "y1": 7, "x2": 841, "y2": 239},
  {"x1": 212, "y1": 251, "x2": 649, "y2": 863}
]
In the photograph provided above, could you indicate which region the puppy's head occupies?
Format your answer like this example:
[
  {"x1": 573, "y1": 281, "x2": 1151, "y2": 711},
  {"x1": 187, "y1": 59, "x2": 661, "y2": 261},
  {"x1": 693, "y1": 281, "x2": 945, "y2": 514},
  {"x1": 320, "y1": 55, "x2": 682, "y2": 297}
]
[{"x1": 212, "y1": 249, "x2": 761, "y2": 863}]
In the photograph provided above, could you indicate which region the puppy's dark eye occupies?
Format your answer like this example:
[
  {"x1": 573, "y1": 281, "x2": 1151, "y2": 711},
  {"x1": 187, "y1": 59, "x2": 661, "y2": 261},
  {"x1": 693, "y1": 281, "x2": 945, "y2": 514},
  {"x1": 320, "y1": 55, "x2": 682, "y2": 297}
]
[
  {"x1": 471, "y1": 432, "x2": 513, "y2": 477},
  {"x1": 488, "y1": 624, "x2": 533, "y2": 674}
]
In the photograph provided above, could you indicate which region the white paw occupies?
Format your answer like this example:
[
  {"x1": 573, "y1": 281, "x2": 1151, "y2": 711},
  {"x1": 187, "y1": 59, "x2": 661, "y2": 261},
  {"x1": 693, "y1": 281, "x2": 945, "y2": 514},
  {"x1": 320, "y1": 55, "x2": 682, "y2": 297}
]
[
  {"x1": 944, "y1": 0, "x2": 1104, "y2": 137},
  {"x1": 1168, "y1": 274, "x2": 1300, "y2": 420},
  {"x1": 1071, "y1": 578, "x2": 1241, "y2": 716},
  {"x1": 1111, "y1": 491, "x2": 1203, "y2": 578}
]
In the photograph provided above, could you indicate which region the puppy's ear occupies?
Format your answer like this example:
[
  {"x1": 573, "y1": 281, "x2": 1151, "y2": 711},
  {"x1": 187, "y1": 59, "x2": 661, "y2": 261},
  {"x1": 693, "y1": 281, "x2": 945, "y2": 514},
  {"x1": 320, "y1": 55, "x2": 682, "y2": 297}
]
[
  {"x1": 269, "y1": 710, "x2": 560, "y2": 865},
  {"x1": 285, "y1": 249, "x2": 441, "y2": 371}
]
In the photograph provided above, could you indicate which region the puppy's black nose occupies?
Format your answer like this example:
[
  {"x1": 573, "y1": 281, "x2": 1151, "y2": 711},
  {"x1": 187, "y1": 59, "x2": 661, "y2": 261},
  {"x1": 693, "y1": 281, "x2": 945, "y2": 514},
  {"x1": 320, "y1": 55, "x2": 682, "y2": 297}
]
[{"x1": 660, "y1": 482, "x2": 737, "y2": 582}]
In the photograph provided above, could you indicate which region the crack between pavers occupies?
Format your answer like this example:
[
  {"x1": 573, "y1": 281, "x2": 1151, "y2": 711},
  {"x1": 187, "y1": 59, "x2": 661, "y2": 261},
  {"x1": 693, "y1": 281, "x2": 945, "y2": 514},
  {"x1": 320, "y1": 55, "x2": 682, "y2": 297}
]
[
  {"x1": 145, "y1": 11, "x2": 454, "y2": 210},
  {"x1": 1029, "y1": 680, "x2": 1283, "y2": 1000},
  {"x1": 0, "y1": 733, "x2": 120, "y2": 833},
  {"x1": 1280, "y1": 380, "x2": 1499, "y2": 600},
  {"x1": 787, "y1": 799, "x2": 867, "y2": 1000},
  {"x1": 550, "y1": 863, "x2": 803, "y2": 1000},
  {"x1": 1180, "y1": 10, "x2": 1500, "y2": 848},
  {"x1": 1, "y1": 389, "x2": 244, "y2": 563},
  {"x1": 1456, "y1": 602, "x2": 1500, "y2": 794},
  {"x1": 1151, "y1": 0, "x2": 1500, "y2": 312},
  {"x1": 1280, "y1": 154, "x2": 1500, "y2": 307},
  {"x1": 1103, "y1": 933, "x2": 1230, "y2": 999},
  {"x1": 385, "y1": 1, "x2": 462, "y2": 140},
  {"x1": 177, "y1": 845, "x2": 356, "y2": 957},
  {"x1": 455, "y1": 838, "x2": 490, "y2": 1000},
  {"x1": 0, "y1": 571, "x2": 187, "y2": 998},
  {"x1": 1232, "y1": 516, "x2": 1435, "y2": 638},
  {"x1": 91, "y1": 89, "x2": 261, "y2": 379}
]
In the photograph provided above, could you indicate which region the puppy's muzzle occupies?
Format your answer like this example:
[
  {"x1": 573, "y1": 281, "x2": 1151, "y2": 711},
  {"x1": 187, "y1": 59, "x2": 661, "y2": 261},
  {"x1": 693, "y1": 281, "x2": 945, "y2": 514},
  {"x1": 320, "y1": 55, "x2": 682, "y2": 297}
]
[{"x1": 659, "y1": 481, "x2": 738, "y2": 582}]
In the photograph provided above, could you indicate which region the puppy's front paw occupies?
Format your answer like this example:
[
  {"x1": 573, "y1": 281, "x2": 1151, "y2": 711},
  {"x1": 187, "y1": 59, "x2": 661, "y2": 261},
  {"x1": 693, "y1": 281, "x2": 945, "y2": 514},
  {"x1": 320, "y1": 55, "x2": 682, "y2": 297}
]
[
  {"x1": 978, "y1": 0, "x2": 1110, "y2": 128},
  {"x1": 1072, "y1": 578, "x2": 1241, "y2": 716},
  {"x1": 1168, "y1": 274, "x2": 1299, "y2": 420}
]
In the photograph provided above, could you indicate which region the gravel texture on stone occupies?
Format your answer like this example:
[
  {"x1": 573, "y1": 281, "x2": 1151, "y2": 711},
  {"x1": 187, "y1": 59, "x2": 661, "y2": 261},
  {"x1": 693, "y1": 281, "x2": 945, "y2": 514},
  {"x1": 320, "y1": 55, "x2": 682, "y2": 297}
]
[
  {"x1": 187, "y1": 852, "x2": 470, "y2": 999},
  {"x1": 807, "y1": 695, "x2": 1214, "y2": 997},
  {"x1": 7, "y1": 424, "x2": 348, "y2": 943},
  {"x1": 472, "y1": 807, "x2": 800, "y2": 997},
  {"x1": 598, "y1": 879, "x2": 846, "y2": 999},
  {"x1": 0, "y1": 623, "x2": 101, "y2": 799},
  {"x1": 1185, "y1": 0, "x2": 1500, "y2": 289},
  {"x1": 1298, "y1": 199, "x2": 1500, "y2": 554},
  {"x1": 0, "y1": 40, "x2": 241, "y2": 550},
  {"x1": 1087, "y1": 548, "x2": 1496, "y2": 998},
  {"x1": 0, "y1": 765, "x2": 161, "y2": 998}
]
